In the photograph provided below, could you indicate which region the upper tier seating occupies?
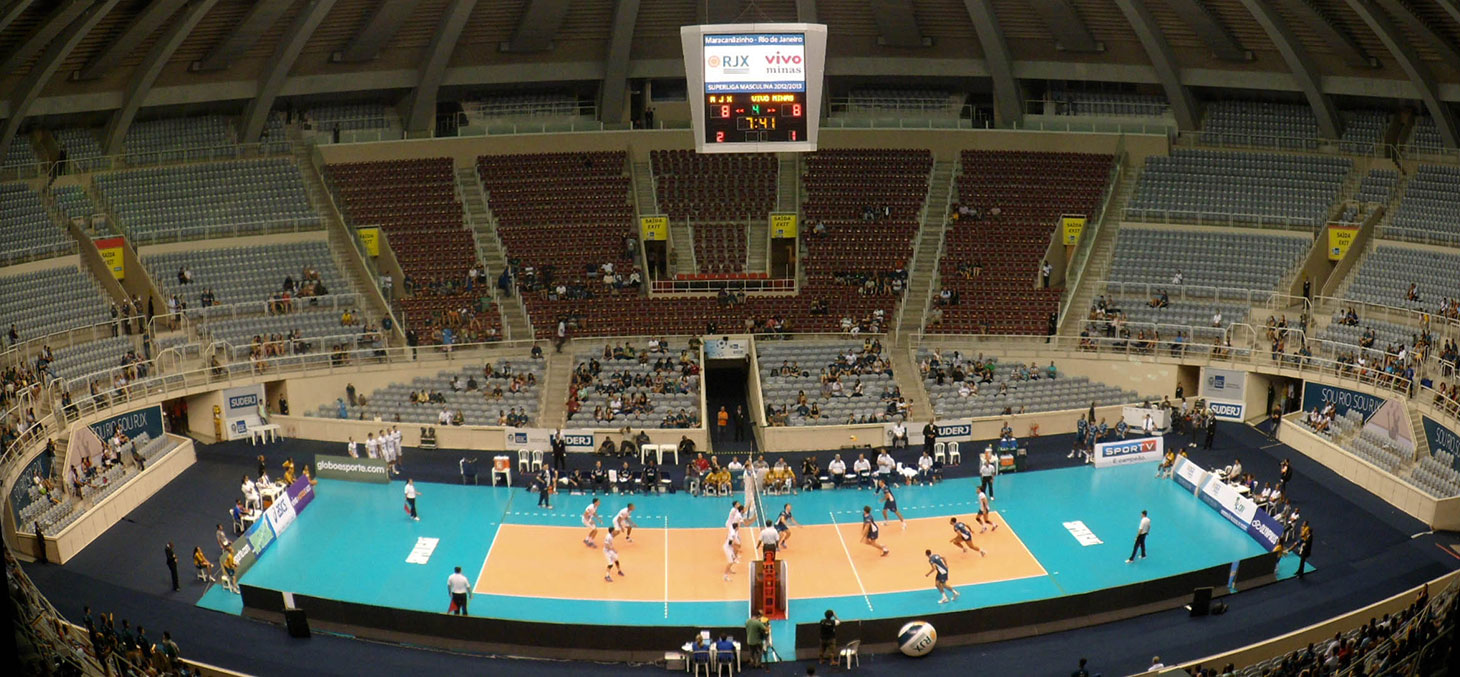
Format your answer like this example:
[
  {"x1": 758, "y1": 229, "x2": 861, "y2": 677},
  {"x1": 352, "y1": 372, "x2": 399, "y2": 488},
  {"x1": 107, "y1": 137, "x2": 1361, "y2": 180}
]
[
  {"x1": 1339, "y1": 244, "x2": 1460, "y2": 310},
  {"x1": 0, "y1": 183, "x2": 73, "y2": 265},
  {"x1": 759, "y1": 341, "x2": 904, "y2": 426},
  {"x1": 2, "y1": 135, "x2": 39, "y2": 169},
  {"x1": 1127, "y1": 149, "x2": 1350, "y2": 229},
  {"x1": 930, "y1": 150, "x2": 1113, "y2": 335},
  {"x1": 122, "y1": 115, "x2": 235, "y2": 162},
  {"x1": 1410, "y1": 451, "x2": 1460, "y2": 498},
  {"x1": 328, "y1": 158, "x2": 500, "y2": 344},
  {"x1": 50, "y1": 186, "x2": 115, "y2": 236},
  {"x1": 145, "y1": 240, "x2": 352, "y2": 312},
  {"x1": 45, "y1": 335, "x2": 139, "y2": 386},
  {"x1": 651, "y1": 150, "x2": 775, "y2": 222},
  {"x1": 844, "y1": 89, "x2": 961, "y2": 117},
  {"x1": 1354, "y1": 168, "x2": 1399, "y2": 205},
  {"x1": 566, "y1": 341, "x2": 702, "y2": 429},
  {"x1": 1339, "y1": 111, "x2": 1389, "y2": 153},
  {"x1": 95, "y1": 158, "x2": 318, "y2": 244},
  {"x1": 465, "y1": 92, "x2": 584, "y2": 121},
  {"x1": 1201, "y1": 101, "x2": 1319, "y2": 148},
  {"x1": 919, "y1": 351, "x2": 1145, "y2": 420},
  {"x1": 53, "y1": 128, "x2": 106, "y2": 172},
  {"x1": 316, "y1": 360, "x2": 545, "y2": 426},
  {"x1": 306, "y1": 103, "x2": 395, "y2": 131},
  {"x1": 692, "y1": 223, "x2": 747, "y2": 274},
  {"x1": 1385, "y1": 164, "x2": 1460, "y2": 245},
  {"x1": 1410, "y1": 116, "x2": 1445, "y2": 154},
  {"x1": 0, "y1": 266, "x2": 112, "y2": 342},
  {"x1": 1053, "y1": 91, "x2": 1168, "y2": 117}
]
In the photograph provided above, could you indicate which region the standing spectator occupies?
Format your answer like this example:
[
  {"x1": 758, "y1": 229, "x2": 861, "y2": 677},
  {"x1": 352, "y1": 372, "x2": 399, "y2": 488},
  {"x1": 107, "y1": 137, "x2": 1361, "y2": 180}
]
[
  {"x1": 1302, "y1": 275, "x2": 1311, "y2": 302},
  {"x1": 922, "y1": 420, "x2": 937, "y2": 457},
  {"x1": 406, "y1": 328, "x2": 419, "y2": 360},
  {"x1": 215, "y1": 524, "x2": 230, "y2": 554},
  {"x1": 744, "y1": 614, "x2": 770, "y2": 668},
  {"x1": 1041, "y1": 260, "x2": 1052, "y2": 288},
  {"x1": 447, "y1": 566, "x2": 471, "y2": 615},
  {"x1": 165, "y1": 542, "x2": 179, "y2": 591},
  {"x1": 404, "y1": 479, "x2": 420, "y2": 520},
  {"x1": 1297, "y1": 521, "x2": 1313, "y2": 578},
  {"x1": 346, "y1": 383, "x2": 357, "y2": 406},
  {"x1": 1204, "y1": 414, "x2": 1217, "y2": 449},
  {"x1": 160, "y1": 631, "x2": 180, "y2": 671},
  {"x1": 550, "y1": 430, "x2": 567, "y2": 470},
  {"x1": 1269, "y1": 406, "x2": 1283, "y2": 439},
  {"x1": 734, "y1": 405, "x2": 748, "y2": 442},
  {"x1": 819, "y1": 609, "x2": 840, "y2": 665},
  {"x1": 1126, "y1": 510, "x2": 1150, "y2": 563},
  {"x1": 1279, "y1": 458, "x2": 1293, "y2": 492}
]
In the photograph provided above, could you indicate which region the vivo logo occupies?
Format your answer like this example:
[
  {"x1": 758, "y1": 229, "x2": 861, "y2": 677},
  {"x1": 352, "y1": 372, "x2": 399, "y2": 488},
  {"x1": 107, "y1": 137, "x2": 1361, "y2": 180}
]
[{"x1": 765, "y1": 52, "x2": 802, "y2": 65}]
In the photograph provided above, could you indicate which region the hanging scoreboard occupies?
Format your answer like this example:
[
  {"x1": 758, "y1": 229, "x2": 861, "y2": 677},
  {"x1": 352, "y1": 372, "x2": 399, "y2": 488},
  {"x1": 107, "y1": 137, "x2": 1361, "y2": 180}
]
[{"x1": 682, "y1": 23, "x2": 827, "y2": 153}]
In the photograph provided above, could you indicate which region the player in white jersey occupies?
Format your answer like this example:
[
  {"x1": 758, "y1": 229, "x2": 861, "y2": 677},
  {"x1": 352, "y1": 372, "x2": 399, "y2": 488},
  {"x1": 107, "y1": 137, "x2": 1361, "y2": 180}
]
[
  {"x1": 976, "y1": 489, "x2": 999, "y2": 532},
  {"x1": 346, "y1": 437, "x2": 359, "y2": 458},
  {"x1": 365, "y1": 433, "x2": 379, "y2": 459},
  {"x1": 582, "y1": 498, "x2": 602, "y2": 547},
  {"x1": 614, "y1": 504, "x2": 637, "y2": 542},
  {"x1": 390, "y1": 426, "x2": 404, "y2": 475},
  {"x1": 723, "y1": 522, "x2": 742, "y2": 581},
  {"x1": 726, "y1": 501, "x2": 744, "y2": 532},
  {"x1": 603, "y1": 527, "x2": 624, "y2": 581}
]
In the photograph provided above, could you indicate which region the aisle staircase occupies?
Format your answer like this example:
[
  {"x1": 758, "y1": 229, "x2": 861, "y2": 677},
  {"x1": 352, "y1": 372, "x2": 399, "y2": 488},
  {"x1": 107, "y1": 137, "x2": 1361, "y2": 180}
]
[
  {"x1": 455, "y1": 166, "x2": 532, "y2": 341},
  {"x1": 1059, "y1": 162, "x2": 1141, "y2": 336},
  {"x1": 535, "y1": 348, "x2": 577, "y2": 428},
  {"x1": 893, "y1": 160, "x2": 957, "y2": 344}
]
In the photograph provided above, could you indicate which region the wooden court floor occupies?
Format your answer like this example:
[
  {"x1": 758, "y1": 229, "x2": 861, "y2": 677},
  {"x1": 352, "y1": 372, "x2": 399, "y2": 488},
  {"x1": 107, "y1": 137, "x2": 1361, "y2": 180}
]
[{"x1": 475, "y1": 512, "x2": 1045, "y2": 603}]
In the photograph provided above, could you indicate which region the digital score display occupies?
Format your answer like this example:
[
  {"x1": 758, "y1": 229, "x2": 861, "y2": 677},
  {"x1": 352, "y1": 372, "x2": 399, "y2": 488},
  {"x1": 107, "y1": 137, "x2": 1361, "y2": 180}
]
[{"x1": 704, "y1": 92, "x2": 807, "y2": 144}]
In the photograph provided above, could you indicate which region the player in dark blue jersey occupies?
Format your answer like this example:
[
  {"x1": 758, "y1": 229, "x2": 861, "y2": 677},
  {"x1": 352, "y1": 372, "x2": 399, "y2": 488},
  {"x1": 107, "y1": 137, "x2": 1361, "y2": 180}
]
[
  {"x1": 925, "y1": 549, "x2": 960, "y2": 603},
  {"x1": 774, "y1": 503, "x2": 801, "y2": 550},
  {"x1": 877, "y1": 479, "x2": 906, "y2": 529},
  {"x1": 861, "y1": 506, "x2": 889, "y2": 556},
  {"x1": 948, "y1": 517, "x2": 987, "y2": 556}
]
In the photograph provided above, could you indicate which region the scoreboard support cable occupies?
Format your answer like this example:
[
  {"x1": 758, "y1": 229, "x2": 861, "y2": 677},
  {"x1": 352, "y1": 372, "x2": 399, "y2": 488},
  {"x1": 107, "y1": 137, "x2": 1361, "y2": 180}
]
[{"x1": 681, "y1": 23, "x2": 828, "y2": 154}]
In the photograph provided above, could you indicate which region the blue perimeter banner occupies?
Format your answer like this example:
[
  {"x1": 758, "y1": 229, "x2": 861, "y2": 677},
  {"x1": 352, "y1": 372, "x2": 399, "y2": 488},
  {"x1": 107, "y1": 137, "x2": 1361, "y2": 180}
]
[
  {"x1": 1422, "y1": 416, "x2": 1460, "y2": 470},
  {"x1": 1172, "y1": 457, "x2": 1283, "y2": 551},
  {"x1": 1301, "y1": 382, "x2": 1386, "y2": 422},
  {"x1": 89, "y1": 405, "x2": 165, "y2": 441}
]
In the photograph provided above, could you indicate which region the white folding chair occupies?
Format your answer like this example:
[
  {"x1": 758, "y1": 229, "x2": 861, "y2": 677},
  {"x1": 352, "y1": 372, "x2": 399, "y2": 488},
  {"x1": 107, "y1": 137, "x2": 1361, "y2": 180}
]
[
  {"x1": 933, "y1": 441, "x2": 947, "y2": 464},
  {"x1": 531, "y1": 449, "x2": 544, "y2": 471},
  {"x1": 948, "y1": 441, "x2": 962, "y2": 465},
  {"x1": 517, "y1": 448, "x2": 531, "y2": 473},
  {"x1": 660, "y1": 443, "x2": 679, "y2": 465},
  {"x1": 640, "y1": 443, "x2": 656, "y2": 464},
  {"x1": 607, "y1": 469, "x2": 619, "y2": 492},
  {"x1": 839, "y1": 639, "x2": 861, "y2": 669}
]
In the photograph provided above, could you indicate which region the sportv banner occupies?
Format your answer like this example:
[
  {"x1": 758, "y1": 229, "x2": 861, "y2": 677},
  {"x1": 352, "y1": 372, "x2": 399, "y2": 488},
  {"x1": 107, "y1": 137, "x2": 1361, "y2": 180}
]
[
  {"x1": 314, "y1": 454, "x2": 389, "y2": 484},
  {"x1": 1201, "y1": 368, "x2": 1246, "y2": 401},
  {"x1": 1302, "y1": 382, "x2": 1385, "y2": 422},
  {"x1": 1423, "y1": 416, "x2": 1460, "y2": 471},
  {"x1": 89, "y1": 404, "x2": 165, "y2": 442},
  {"x1": 1093, "y1": 436, "x2": 1163, "y2": 468},
  {"x1": 222, "y1": 384, "x2": 265, "y2": 441},
  {"x1": 503, "y1": 427, "x2": 596, "y2": 453}
]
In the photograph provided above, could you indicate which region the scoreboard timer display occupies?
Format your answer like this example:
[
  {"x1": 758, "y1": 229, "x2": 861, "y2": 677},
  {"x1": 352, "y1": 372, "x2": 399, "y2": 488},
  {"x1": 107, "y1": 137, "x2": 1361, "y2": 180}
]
[
  {"x1": 682, "y1": 23, "x2": 827, "y2": 154},
  {"x1": 704, "y1": 92, "x2": 807, "y2": 144}
]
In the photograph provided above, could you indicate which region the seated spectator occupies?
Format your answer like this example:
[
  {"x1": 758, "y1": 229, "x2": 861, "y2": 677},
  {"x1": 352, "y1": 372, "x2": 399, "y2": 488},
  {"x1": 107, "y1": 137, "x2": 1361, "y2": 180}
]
[{"x1": 827, "y1": 454, "x2": 846, "y2": 486}]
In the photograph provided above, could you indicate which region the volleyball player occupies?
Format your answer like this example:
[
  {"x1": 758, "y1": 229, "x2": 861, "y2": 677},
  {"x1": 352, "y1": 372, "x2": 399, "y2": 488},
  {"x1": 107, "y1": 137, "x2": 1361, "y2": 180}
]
[
  {"x1": 390, "y1": 426, "x2": 404, "y2": 475},
  {"x1": 726, "y1": 501, "x2": 744, "y2": 533},
  {"x1": 365, "y1": 432, "x2": 379, "y2": 459},
  {"x1": 948, "y1": 517, "x2": 987, "y2": 556},
  {"x1": 346, "y1": 437, "x2": 359, "y2": 458},
  {"x1": 614, "y1": 503, "x2": 637, "y2": 542},
  {"x1": 925, "y1": 549, "x2": 960, "y2": 604},
  {"x1": 603, "y1": 527, "x2": 624, "y2": 581},
  {"x1": 581, "y1": 497, "x2": 601, "y2": 548},
  {"x1": 723, "y1": 520, "x2": 742, "y2": 581},
  {"x1": 774, "y1": 503, "x2": 801, "y2": 550},
  {"x1": 861, "y1": 506, "x2": 890, "y2": 556},
  {"x1": 878, "y1": 479, "x2": 907, "y2": 529},
  {"x1": 976, "y1": 488, "x2": 999, "y2": 532}
]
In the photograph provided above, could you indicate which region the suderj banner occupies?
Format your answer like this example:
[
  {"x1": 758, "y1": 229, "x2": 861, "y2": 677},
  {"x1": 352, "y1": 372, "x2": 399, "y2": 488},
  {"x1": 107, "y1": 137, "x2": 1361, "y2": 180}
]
[
  {"x1": 503, "y1": 427, "x2": 595, "y2": 452},
  {"x1": 314, "y1": 454, "x2": 389, "y2": 484},
  {"x1": 89, "y1": 404, "x2": 165, "y2": 442},
  {"x1": 1206, "y1": 400, "x2": 1245, "y2": 421},
  {"x1": 1093, "y1": 436, "x2": 1163, "y2": 468},
  {"x1": 1423, "y1": 416, "x2": 1460, "y2": 470},
  {"x1": 1301, "y1": 382, "x2": 1386, "y2": 422},
  {"x1": 222, "y1": 384, "x2": 265, "y2": 441}
]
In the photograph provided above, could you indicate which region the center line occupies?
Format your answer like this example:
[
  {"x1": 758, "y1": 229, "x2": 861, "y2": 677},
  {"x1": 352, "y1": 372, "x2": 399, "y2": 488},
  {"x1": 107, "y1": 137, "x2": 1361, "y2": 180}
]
[{"x1": 828, "y1": 510, "x2": 874, "y2": 612}]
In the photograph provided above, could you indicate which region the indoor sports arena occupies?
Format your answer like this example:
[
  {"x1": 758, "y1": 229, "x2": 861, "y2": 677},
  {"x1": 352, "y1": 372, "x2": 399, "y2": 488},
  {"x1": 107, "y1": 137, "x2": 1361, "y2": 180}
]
[{"x1": 3, "y1": 2, "x2": 1460, "y2": 676}]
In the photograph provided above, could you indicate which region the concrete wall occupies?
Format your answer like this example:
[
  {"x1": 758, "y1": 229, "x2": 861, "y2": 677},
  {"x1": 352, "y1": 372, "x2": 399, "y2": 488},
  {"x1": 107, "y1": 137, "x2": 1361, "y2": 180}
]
[
  {"x1": 268, "y1": 414, "x2": 708, "y2": 455},
  {"x1": 1279, "y1": 419, "x2": 1440, "y2": 526}
]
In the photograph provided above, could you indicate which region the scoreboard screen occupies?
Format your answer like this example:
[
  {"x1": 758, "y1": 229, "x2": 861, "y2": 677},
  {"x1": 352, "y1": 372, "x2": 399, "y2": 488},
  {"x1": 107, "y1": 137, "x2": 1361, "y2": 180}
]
[
  {"x1": 704, "y1": 92, "x2": 807, "y2": 144},
  {"x1": 683, "y1": 24, "x2": 827, "y2": 153}
]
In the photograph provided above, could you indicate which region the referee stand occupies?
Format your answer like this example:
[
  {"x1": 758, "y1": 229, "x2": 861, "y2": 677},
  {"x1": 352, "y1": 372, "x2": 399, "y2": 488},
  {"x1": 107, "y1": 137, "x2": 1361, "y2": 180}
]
[{"x1": 751, "y1": 545, "x2": 789, "y2": 662}]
